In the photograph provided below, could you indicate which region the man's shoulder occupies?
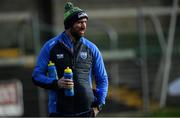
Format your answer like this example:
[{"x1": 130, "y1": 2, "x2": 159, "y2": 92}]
[
  {"x1": 44, "y1": 34, "x2": 62, "y2": 49},
  {"x1": 81, "y1": 37, "x2": 97, "y2": 49}
]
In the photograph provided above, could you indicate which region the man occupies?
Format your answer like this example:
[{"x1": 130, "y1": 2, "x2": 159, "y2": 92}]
[{"x1": 32, "y1": 2, "x2": 108, "y2": 117}]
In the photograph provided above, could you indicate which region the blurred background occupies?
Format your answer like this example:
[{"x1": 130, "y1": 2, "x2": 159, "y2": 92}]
[{"x1": 0, "y1": 0, "x2": 180, "y2": 117}]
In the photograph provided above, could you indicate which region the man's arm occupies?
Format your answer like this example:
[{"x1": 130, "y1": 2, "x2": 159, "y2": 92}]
[
  {"x1": 32, "y1": 42, "x2": 59, "y2": 89},
  {"x1": 92, "y1": 47, "x2": 109, "y2": 113}
]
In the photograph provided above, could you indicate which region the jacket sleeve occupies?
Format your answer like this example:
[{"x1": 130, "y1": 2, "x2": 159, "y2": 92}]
[
  {"x1": 32, "y1": 41, "x2": 58, "y2": 89},
  {"x1": 92, "y1": 46, "x2": 108, "y2": 105}
]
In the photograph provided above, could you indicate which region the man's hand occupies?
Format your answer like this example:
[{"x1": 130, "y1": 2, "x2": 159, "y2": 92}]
[
  {"x1": 57, "y1": 77, "x2": 74, "y2": 89},
  {"x1": 92, "y1": 107, "x2": 99, "y2": 116}
]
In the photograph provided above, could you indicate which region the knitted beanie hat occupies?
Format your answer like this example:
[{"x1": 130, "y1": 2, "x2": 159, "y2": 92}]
[{"x1": 64, "y1": 2, "x2": 88, "y2": 29}]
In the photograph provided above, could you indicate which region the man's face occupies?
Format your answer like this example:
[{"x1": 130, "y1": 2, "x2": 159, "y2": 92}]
[{"x1": 70, "y1": 18, "x2": 87, "y2": 39}]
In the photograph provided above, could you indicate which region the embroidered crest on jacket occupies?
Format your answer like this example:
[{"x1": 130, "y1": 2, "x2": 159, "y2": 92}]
[{"x1": 80, "y1": 52, "x2": 87, "y2": 59}]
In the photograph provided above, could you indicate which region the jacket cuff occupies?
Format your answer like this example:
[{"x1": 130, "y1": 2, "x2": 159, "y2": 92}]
[{"x1": 92, "y1": 89, "x2": 104, "y2": 107}]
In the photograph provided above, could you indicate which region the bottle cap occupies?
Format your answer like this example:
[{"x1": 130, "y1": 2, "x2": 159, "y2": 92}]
[
  {"x1": 64, "y1": 67, "x2": 72, "y2": 73},
  {"x1": 48, "y1": 61, "x2": 55, "y2": 66}
]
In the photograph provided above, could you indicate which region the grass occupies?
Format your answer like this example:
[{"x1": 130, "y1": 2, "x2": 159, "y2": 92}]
[{"x1": 149, "y1": 107, "x2": 180, "y2": 117}]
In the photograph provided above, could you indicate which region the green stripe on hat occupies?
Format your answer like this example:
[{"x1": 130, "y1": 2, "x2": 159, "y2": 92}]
[{"x1": 64, "y1": 7, "x2": 82, "y2": 20}]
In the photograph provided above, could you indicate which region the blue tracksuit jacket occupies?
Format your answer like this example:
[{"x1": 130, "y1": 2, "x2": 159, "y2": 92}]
[{"x1": 32, "y1": 32, "x2": 108, "y2": 115}]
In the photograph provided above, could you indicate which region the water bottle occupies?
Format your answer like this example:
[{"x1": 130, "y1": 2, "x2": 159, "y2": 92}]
[
  {"x1": 48, "y1": 61, "x2": 58, "y2": 80},
  {"x1": 64, "y1": 67, "x2": 74, "y2": 96}
]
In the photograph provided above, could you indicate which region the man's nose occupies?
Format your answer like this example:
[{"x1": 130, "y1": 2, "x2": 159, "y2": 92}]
[{"x1": 81, "y1": 22, "x2": 86, "y2": 28}]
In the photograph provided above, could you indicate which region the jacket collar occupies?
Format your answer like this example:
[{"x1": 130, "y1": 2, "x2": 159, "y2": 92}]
[{"x1": 59, "y1": 31, "x2": 83, "y2": 50}]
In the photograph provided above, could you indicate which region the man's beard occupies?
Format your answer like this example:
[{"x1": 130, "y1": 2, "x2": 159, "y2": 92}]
[{"x1": 70, "y1": 28, "x2": 82, "y2": 41}]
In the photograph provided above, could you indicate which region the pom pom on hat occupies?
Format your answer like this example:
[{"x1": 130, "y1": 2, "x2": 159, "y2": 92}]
[
  {"x1": 64, "y1": 2, "x2": 74, "y2": 12},
  {"x1": 64, "y1": 2, "x2": 88, "y2": 29}
]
